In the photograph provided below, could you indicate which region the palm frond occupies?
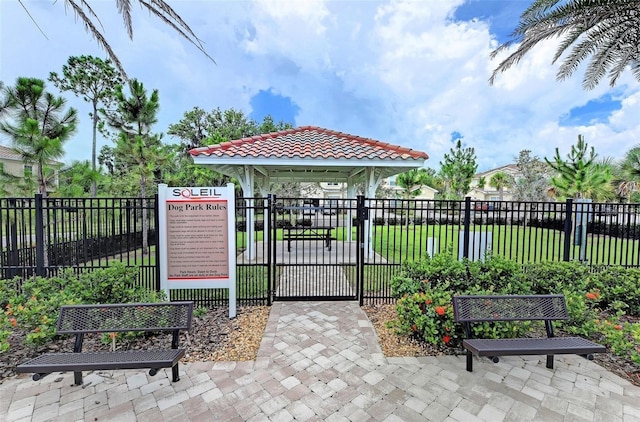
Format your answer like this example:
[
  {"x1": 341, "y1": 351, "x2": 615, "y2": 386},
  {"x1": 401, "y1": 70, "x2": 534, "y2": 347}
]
[
  {"x1": 490, "y1": 0, "x2": 640, "y2": 89},
  {"x1": 64, "y1": 1, "x2": 127, "y2": 78},
  {"x1": 115, "y1": 0, "x2": 134, "y2": 39},
  {"x1": 138, "y1": 0, "x2": 215, "y2": 63}
]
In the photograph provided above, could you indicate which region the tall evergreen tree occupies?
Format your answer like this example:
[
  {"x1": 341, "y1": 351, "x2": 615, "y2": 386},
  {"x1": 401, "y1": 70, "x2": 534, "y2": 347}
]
[
  {"x1": 545, "y1": 135, "x2": 611, "y2": 200},
  {"x1": 49, "y1": 56, "x2": 123, "y2": 196},
  {"x1": 439, "y1": 139, "x2": 478, "y2": 199},
  {"x1": 0, "y1": 77, "x2": 77, "y2": 197},
  {"x1": 396, "y1": 168, "x2": 430, "y2": 199},
  {"x1": 102, "y1": 79, "x2": 165, "y2": 254}
]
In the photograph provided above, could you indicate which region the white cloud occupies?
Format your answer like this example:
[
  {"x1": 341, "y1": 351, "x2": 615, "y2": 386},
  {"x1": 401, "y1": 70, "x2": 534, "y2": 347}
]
[{"x1": 1, "y1": 0, "x2": 638, "y2": 174}]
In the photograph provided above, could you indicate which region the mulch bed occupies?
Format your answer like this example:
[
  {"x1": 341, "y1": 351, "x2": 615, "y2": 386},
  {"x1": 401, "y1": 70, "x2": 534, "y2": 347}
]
[{"x1": 1, "y1": 304, "x2": 638, "y2": 388}]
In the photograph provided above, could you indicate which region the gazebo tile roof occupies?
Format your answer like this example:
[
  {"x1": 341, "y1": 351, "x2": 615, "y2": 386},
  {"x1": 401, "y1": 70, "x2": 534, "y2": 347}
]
[{"x1": 189, "y1": 126, "x2": 428, "y2": 161}]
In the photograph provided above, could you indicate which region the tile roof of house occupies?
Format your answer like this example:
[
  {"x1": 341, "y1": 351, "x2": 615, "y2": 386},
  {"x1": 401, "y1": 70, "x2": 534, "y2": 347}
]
[
  {"x1": 189, "y1": 126, "x2": 429, "y2": 161},
  {"x1": 0, "y1": 145, "x2": 23, "y2": 161},
  {"x1": 475, "y1": 164, "x2": 518, "y2": 177}
]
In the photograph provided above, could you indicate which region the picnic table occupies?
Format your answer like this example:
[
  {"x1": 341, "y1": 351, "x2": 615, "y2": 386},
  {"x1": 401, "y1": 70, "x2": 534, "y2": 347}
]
[{"x1": 283, "y1": 226, "x2": 335, "y2": 251}]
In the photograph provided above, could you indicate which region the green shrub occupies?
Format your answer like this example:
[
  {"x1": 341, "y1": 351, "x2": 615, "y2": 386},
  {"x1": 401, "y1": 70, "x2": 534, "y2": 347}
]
[
  {"x1": 521, "y1": 261, "x2": 590, "y2": 294},
  {"x1": 391, "y1": 251, "x2": 639, "y2": 364},
  {"x1": 587, "y1": 266, "x2": 640, "y2": 316},
  {"x1": 1, "y1": 264, "x2": 165, "y2": 353}
]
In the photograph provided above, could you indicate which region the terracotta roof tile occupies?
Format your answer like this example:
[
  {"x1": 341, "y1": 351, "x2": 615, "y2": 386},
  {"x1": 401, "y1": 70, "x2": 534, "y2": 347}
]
[{"x1": 189, "y1": 126, "x2": 428, "y2": 161}]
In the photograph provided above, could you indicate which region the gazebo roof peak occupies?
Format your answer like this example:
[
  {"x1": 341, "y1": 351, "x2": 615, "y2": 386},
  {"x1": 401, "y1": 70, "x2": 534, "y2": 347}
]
[{"x1": 189, "y1": 125, "x2": 428, "y2": 161}]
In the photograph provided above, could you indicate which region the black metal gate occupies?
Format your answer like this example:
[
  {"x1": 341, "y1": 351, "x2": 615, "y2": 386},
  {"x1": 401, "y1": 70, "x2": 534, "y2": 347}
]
[{"x1": 269, "y1": 196, "x2": 361, "y2": 301}]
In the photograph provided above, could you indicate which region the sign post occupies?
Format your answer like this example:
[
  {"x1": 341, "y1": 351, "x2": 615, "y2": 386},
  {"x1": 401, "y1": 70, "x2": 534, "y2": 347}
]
[{"x1": 158, "y1": 184, "x2": 236, "y2": 318}]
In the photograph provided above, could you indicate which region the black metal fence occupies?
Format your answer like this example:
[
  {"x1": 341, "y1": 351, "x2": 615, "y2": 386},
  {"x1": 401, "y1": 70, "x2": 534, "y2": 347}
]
[
  {"x1": 360, "y1": 197, "x2": 639, "y2": 303},
  {"x1": 1, "y1": 195, "x2": 638, "y2": 306}
]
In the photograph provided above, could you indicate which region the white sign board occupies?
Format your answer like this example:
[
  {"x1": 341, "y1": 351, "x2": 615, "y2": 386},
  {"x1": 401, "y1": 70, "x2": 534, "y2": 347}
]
[{"x1": 158, "y1": 184, "x2": 236, "y2": 318}]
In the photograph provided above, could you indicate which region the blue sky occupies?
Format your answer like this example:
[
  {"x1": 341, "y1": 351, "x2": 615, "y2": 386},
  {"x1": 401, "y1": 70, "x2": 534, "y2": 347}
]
[{"x1": 1, "y1": 0, "x2": 638, "y2": 172}]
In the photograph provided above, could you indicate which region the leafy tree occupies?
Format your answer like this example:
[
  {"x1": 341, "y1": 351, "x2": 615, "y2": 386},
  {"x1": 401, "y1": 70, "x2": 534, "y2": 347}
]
[
  {"x1": 101, "y1": 79, "x2": 166, "y2": 254},
  {"x1": 168, "y1": 107, "x2": 292, "y2": 153},
  {"x1": 49, "y1": 56, "x2": 123, "y2": 196},
  {"x1": 22, "y1": 1, "x2": 212, "y2": 79},
  {"x1": 545, "y1": 135, "x2": 612, "y2": 200},
  {"x1": 167, "y1": 107, "x2": 293, "y2": 188},
  {"x1": 0, "y1": 77, "x2": 77, "y2": 197},
  {"x1": 490, "y1": 0, "x2": 640, "y2": 90},
  {"x1": 512, "y1": 150, "x2": 552, "y2": 201},
  {"x1": 439, "y1": 139, "x2": 478, "y2": 199},
  {"x1": 489, "y1": 171, "x2": 512, "y2": 201},
  {"x1": 396, "y1": 168, "x2": 430, "y2": 199}
]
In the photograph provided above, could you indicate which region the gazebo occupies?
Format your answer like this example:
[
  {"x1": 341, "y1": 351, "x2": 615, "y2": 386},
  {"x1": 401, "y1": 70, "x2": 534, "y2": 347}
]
[{"x1": 189, "y1": 126, "x2": 429, "y2": 258}]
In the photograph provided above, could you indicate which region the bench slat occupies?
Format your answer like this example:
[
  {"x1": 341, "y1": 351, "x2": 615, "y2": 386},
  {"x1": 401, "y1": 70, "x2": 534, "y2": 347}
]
[
  {"x1": 453, "y1": 294, "x2": 568, "y2": 322},
  {"x1": 16, "y1": 349, "x2": 185, "y2": 373},
  {"x1": 463, "y1": 337, "x2": 606, "y2": 357},
  {"x1": 57, "y1": 302, "x2": 193, "y2": 334}
]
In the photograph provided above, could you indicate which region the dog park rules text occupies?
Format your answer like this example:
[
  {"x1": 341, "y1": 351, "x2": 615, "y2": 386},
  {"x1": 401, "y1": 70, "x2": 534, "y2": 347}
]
[{"x1": 166, "y1": 200, "x2": 229, "y2": 279}]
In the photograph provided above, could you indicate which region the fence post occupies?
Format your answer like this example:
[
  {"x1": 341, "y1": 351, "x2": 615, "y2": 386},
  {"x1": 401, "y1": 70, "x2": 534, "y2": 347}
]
[
  {"x1": 462, "y1": 197, "x2": 472, "y2": 259},
  {"x1": 563, "y1": 198, "x2": 573, "y2": 262},
  {"x1": 356, "y1": 195, "x2": 365, "y2": 306},
  {"x1": 154, "y1": 194, "x2": 161, "y2": 292},
  {"x1": 267, "y1": 194, "x2": 274, "y2": 306},
  {"x1": 34, "y1": 193, "x2": 45, "y2": 277},
  {"x1": 7, "y1": 199, "x2": 19, "y2": 279}
]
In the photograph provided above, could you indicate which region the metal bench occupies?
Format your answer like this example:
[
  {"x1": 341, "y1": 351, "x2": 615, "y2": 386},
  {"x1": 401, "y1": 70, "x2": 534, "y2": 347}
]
[
  {"x1": 16, "y1": 301, "x2": 193, "y2": 385},
  {"x1": 453, "y1": 294, "x2": 606, "y2": 372}
]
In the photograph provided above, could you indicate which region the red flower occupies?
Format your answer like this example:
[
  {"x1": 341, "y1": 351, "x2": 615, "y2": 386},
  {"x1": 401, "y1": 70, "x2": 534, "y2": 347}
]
[
  {"x1": 9, "y1": 318, "x2": 17, "y2": 327},
  {"x1": 614, "y1": 324, "x2": 622, "y2": 330},
  {"x1": 435, "y1": 306, "x2": 446, "y2": 316},
  {"x1": 586, "y1": 291, "x2": 600, "y2": 300},
  {"x1": 443, "y1": 335, "x2": 451, "y2": 344},
  {"x1": 425, "y1": 299, "x2": 432, "y2": 305}
]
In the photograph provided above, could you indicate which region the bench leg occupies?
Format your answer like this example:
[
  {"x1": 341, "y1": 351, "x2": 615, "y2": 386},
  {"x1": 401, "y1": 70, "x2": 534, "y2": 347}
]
[
  {"x1": 172, "y1": 363, "x2": 180, "y2": 382},
  {"x1": 466, "y1": 350, "x2": 473, "y2": 372},
  {"x1": 546, "y1": 355, "x2": 554, "y2": 369},
  {"x1": 73, "y1": 371, "x2": 83, "y2": 386}
]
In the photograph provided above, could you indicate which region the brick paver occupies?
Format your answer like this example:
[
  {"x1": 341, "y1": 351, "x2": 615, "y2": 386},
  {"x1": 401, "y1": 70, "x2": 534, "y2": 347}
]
[{"x1": 1, "y1": 301, "x2": 639, "y2": 421}]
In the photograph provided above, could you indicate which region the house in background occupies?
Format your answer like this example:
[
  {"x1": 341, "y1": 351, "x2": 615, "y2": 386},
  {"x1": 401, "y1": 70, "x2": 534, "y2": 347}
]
[
  {"x1": 467, "y1": 164, "x2": 519, "y2": 202},
  {"x1": 0, "y1": 144, "x2": 61, "y2": 195},
  {"x1": 385, "y1": 177, "x2": 438, "y2": 200}
]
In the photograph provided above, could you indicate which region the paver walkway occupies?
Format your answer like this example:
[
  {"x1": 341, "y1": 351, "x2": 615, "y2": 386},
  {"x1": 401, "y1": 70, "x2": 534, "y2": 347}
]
[{"x1": 1, "y1": 301, "x2": 639, "y2": 421}]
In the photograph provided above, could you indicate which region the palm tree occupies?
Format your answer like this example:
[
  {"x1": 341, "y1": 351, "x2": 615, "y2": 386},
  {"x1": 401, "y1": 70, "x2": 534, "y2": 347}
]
[
  {"x1": 20, "y1": 0, "x2": 214, "y2": 78},
  {"x1": 617, "y1": 144, "x2": 640, "y2": 201},
  {"x1": 476, "y1": 176, "x2": 486, "y2": 190},
  {"x1": 489, "y1": 171, "x2": 512, "y2": 201},
  {"x1": 490, "y1": 0, "x2": 640, "y2": 90}
]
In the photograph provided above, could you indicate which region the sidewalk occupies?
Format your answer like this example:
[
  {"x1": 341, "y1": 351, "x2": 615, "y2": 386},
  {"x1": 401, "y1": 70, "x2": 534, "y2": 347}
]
[{"x1": 1, "y1": 301, "x2": 639, "y2": 421}]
